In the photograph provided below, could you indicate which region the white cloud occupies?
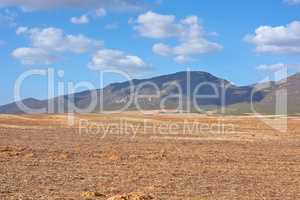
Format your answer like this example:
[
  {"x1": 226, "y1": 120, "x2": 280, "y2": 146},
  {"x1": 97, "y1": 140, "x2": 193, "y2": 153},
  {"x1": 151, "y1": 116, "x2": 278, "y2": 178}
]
[
  {"x1": 17, "y1": 27, "x2": 101, "y2": 53},
  {"x1": 245, "y1": 21, "x2": 300, "y2": 54},
  {"x1": 70, "y1": 8, "x2": 106, "y2": 25},
  {"x1": 89, "y1": 49, "x2": 149, "y2": 73},
  {"x1": 152, "y1": 43, "x2": 172, "y2": 56},
  {"x1": 13, "y1": 26, "x2": 102, "y2": 65},
  {"x1": 133, "y1": 11, "x2": 222, "y2": 63},
  {"x1": 95, "y1": 8, "x2": 106, "y2": 17},
  {"x1": 70, "y1": 15, "x2": 89, "y2": 24},
  {"x1": 257, "y1": 63, "x2": 287, "y2": 71},
  {"x1": 257, "y1": 63, "x2": 300, "y2": 71},
  {"x1": 16, "y1": 26, "x2": 28, "y2": 34},
  {"x1": 12, "y1": 47, "x2": 56, "y2": 65},
  {"x1": 284, "y1": 0, "x2": 300, "y2": 5},
  {"x1": 134, "y1": 11, "x2": 181, "y2": 39},
  {"x1": 0, "y1": 0, "x2": 146, "y2": 11}
]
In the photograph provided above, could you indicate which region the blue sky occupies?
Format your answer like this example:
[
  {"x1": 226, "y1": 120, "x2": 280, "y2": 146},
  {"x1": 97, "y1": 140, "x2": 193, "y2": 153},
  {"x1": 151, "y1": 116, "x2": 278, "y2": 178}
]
[{"x1": 1, "y1": 0, "x2": 300, "y2": 105}]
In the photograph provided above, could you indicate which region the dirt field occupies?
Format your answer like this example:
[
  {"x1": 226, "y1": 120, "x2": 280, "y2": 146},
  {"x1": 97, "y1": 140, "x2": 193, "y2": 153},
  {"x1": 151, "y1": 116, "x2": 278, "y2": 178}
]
[{"x1": 0, "y1": 113, "x2": 299, "y2": 199}]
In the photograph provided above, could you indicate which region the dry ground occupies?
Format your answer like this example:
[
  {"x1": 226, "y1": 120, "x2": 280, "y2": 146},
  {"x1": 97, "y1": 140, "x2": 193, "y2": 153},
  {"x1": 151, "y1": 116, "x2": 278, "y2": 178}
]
[{"x1": 0, "y1": 113, "x2": 299, "y2": 199}]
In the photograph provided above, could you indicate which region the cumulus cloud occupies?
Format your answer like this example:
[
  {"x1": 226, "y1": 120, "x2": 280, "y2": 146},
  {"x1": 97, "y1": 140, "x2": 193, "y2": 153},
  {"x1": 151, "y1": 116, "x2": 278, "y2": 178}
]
[
  {"x1": 133, "y1": 11, "x2": 222, "y2": 63},
  {"x1": 284, "y1": 0, "x2": 300, "y2": 5},
  {"x1": 16, "y1": 26, "x2": 101, "y2": 53},
  {"x1": 0, "y1": 0, "x2": 147, "y2": 11},
  {"x1": 12, "y1": 47, "x2": 56, "y2": 65},
  {"x1": 89, "y1": 49, "x2": 149, "y2": 74},
  {"x1": 70, "y1": 15, "x2": 89, "y2": 24},
  {"x1": 13, "y1": 25, "x2": 148, "y2": 73},
  {"x1": 13, "y1": 26, "x2": 102, "y2": 65},
  {"x1": 245, "y1": 21, "x2": 300, "y2": 54},
  {"x1": 134, "y1": 11, "x2": 181, "y2": 39}
]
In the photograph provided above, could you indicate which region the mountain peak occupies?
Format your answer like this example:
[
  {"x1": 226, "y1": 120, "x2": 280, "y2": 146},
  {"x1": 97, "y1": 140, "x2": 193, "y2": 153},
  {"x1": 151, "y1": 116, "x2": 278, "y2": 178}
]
[{"x1": 1, "y1": 71, "x2": 300, "y2": 114}]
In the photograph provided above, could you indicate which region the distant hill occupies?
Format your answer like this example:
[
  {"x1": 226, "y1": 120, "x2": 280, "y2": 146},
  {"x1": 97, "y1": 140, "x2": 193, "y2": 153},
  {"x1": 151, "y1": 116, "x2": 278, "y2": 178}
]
[
  {"x1": 0, "y1": 71, "x2": 299, "y2": 115},
  {"x1": 0, "y1": 98, "x2": 48, "y2": 114},
  {"x1": 225, "y1": 73, "x2": 300, "y2": 115}
]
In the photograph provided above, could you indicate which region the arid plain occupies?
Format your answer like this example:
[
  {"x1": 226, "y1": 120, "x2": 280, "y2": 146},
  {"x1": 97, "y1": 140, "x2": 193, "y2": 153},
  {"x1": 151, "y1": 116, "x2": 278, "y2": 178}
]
[{"x1": 0, "y1": 113, "x2": 299, "y2": 200}]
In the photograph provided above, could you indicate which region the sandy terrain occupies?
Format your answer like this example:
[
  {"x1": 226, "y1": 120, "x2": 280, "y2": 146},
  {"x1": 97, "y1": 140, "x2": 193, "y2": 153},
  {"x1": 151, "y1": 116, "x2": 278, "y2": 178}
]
[{"x1": 0, "y1": 113, "x2": 299, "y2": 199}]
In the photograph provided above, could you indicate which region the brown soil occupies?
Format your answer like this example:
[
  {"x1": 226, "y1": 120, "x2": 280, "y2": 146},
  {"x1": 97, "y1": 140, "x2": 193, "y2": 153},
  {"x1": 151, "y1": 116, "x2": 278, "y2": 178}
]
[{"x1": 0, "y1": 113, "x2": 299, "y2": 199}]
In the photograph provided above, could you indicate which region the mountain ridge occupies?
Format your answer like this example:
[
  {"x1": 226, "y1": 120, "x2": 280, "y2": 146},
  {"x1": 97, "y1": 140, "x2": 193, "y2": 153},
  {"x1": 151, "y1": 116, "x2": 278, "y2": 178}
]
[{"x1": 1, "y1": 71, "x2": 299, "y2": 114}]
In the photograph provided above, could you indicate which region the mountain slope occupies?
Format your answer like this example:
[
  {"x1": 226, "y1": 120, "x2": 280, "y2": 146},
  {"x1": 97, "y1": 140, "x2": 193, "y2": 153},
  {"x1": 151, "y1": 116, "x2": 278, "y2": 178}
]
[
  {"x1": 0, "y1": 98, "x2": 47, "y2": 114},
  {"x1": 0, "y1": 71, "x2": 299, "y2": 114},
  {"x1": 225, "y1": 73, "x2": 300, "y2": 115}
]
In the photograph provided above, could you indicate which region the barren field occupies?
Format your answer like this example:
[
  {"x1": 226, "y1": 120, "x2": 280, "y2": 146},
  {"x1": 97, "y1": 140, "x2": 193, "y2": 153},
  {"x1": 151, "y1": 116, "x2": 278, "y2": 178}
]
[{"x1": 0, "y1": 113, "x2": 299, "y2": 200}]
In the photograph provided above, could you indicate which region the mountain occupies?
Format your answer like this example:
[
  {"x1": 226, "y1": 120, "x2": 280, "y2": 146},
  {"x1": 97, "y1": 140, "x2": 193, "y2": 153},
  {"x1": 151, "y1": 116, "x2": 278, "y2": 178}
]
[
  {"x1": 226, "y1": 73, "x2": 300, "y2": 115},
  {"x1": 0, "y1": 71, "x2": 299, "y2": 115},
  {"x1": 0, "y1": 98, "x2": 48, "y2": 114}
]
